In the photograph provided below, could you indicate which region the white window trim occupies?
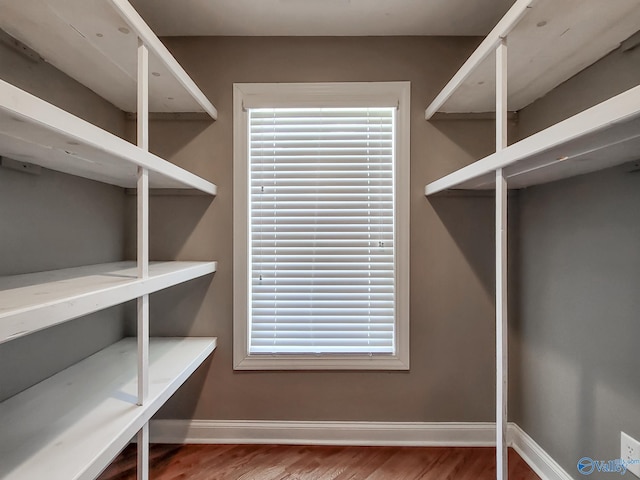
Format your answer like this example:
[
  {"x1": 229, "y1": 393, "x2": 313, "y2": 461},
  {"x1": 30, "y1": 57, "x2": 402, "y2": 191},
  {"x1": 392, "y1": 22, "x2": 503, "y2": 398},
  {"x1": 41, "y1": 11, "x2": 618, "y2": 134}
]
[{"x1": 233, "y1": 82, "x2": 410, "y2": 370}]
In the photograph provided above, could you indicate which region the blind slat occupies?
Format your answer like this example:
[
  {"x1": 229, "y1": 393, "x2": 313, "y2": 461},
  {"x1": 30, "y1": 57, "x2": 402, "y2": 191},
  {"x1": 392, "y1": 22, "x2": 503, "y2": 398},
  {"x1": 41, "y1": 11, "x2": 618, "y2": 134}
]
[{"x1": 248, "y1": 107, "x2": 396, "y2": 355}]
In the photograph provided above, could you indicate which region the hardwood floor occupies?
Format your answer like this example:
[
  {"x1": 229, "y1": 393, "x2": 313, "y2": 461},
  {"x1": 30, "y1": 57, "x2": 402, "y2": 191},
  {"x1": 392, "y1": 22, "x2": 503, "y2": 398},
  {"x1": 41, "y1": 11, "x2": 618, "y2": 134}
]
[{"x1": 98, "y1": 444, "x2": 540, "y2": 480}]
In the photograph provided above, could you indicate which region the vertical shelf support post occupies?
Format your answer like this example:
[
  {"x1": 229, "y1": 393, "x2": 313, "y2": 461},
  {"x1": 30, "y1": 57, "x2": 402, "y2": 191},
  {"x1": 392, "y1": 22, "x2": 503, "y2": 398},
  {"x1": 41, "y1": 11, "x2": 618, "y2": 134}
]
[
  {"x1": 136, "y1": 37, "x2": 150, "y2": 480},
  {"x1": 495, "y1": 37, "x2": 508, "y2": 480},
  {"x1": 136, "y1": 37, "x2": 149, "y2": 405},
  {"x1": 137, "y1": 423, "x2": 149, "y2": 480}
]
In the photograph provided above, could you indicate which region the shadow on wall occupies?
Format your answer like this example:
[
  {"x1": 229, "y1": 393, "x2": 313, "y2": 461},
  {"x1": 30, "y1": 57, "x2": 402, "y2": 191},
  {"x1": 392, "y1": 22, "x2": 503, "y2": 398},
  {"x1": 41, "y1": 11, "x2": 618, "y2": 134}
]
[
  {"x1": 151, "y1": 275, "x2": 215, "y2": 336},
  {"x1": 123, "y1": 275, "x2": 217, "y2": 423},
  {"x1": 154, "y1": 354, "x2": 216, "y2": 425},
  {"x1": 124, "y1": 195, "x2": 214, "y2": 261},
  {"x1": 0, "y1": 306, "x2": 126, "y2": 402},
  {"x1": 125, "y1": 118, "x2": 215, "y2": 178},
  {"x1": 150, "y1": 119, "x2": 213, "y2": 161},
  {"x1": 428, "y1": 188, "x2": 523, "y2": 427},
  {"x1": 120, "y1": 118, "x2": 218, "y2": 424},
  {"x1": 424, "y1": 116, "x2": 518, "y2": 183},
  {"x1": 428, "y1": 193, "x2": 495, "y2": 298},
  {"x1": 123, "y1": 275, "x2": 215, "y2": 337}
]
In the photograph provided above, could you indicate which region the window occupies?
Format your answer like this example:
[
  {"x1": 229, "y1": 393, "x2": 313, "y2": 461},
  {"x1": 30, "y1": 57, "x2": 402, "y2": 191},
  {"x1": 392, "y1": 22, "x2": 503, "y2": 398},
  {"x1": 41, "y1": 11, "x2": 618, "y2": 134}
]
[{"x1": 233, "y1": 82, "x2": 410, "y2": 370}]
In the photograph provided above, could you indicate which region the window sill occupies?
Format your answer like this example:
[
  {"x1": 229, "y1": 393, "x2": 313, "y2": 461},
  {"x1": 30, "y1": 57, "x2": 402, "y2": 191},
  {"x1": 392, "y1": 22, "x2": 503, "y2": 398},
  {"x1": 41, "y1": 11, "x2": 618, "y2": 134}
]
[{"x1": 233, "y1": 353, "x2": 410, "y2": 371}]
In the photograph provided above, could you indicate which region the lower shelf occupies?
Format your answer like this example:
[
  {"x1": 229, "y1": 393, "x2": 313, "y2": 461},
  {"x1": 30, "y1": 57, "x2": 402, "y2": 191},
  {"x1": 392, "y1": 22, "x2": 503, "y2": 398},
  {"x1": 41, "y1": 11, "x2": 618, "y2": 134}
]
[{"x1": 0, "y1": 336, "x2": 217, "y2": 480}]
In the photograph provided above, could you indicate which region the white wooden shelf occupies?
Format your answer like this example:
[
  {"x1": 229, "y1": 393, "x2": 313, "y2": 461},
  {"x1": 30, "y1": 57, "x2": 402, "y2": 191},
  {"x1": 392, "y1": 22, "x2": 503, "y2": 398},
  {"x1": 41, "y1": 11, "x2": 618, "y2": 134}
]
[
  {"x1": 425, "y1": 0, "x2": 640, "y2": 117},
  {"x1": 0, "y1": 336, "x2": 216, "y2": 480},
  {"x1": 0, "y1": 79, "x2": 217, "y2": 193},
  {"x1": 0, "y1": 261, "x2": 217, "y2": 344},
  {"x1": 425, "y1": 85, "x2": 640, "y2": 194},
  {"x1": 0, "y1": 0, "x2": 217, "y2": 118}
]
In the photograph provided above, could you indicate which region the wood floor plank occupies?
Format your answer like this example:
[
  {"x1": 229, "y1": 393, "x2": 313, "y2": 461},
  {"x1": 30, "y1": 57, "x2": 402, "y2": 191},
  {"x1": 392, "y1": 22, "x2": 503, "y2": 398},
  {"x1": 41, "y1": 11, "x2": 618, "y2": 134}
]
[{"x1": 98, "y1": 444, "x2": 541, "y2": 480}]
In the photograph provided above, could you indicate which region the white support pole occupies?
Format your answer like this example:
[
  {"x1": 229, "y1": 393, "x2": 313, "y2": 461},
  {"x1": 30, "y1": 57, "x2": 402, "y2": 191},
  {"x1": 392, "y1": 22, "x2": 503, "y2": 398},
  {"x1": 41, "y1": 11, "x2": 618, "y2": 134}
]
[
  {"x1": 136, "y1": 165, "x2": 149, "y2": 408},
  {"x1": 496, "y1": 168, "x2": 508, "y2": 480},
  {"x1": 496, "y1": 38, "x2": 508, "y2": 153},
  {"x1": 136, "y1": 37, "x2": 149, "y2": 405},
  {"x1": 495, "y1": 37, "x2": 508, "y2": 480},
  {"x1": 137, "y1": 165, "x2": 149, "y2": 282},
  {"x1": 136, "y1": 293, "x2": 149, "y2": 405},
  {"x1": 137, "y1": 38, "x2": 149, "y2": 158},
  {"x1": 136, "y1": 423, "x2": 149, "y2": 480},
  {"x1": 136, "y1": 37, "x2": 149, "y2": 274},
  {"x1": 136, "y1": 38, "x2": 150, "y2": 480}
]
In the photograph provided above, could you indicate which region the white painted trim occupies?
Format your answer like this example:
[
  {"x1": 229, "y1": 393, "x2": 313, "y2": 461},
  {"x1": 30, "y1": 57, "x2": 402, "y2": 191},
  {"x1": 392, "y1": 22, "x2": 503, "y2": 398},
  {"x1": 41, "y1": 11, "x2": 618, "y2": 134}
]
[
  {"x1": 394, "y1": 81, "x2": 411, "y2": 372},
  {"x1": 509, "y1": 424, "x2": 575, "y2": 480},
  {"x1": 232, "y1": 82, "x2": 411, "y2": 371},
  {"x1": 150, "y1": 420, "x2": 497, "y2": 447},
  {"x1": 232, "y1": 84, "x2": 251, "y2": 371},
  {"x1": 239, "y1": 82, "x2": 408, "y2": 109},
  {"x1": 149, "y1": 420, "x2": 575, "y2": 480},
  {"x1": 424, "y1": 0, "x2": 535, "y2": 119}
]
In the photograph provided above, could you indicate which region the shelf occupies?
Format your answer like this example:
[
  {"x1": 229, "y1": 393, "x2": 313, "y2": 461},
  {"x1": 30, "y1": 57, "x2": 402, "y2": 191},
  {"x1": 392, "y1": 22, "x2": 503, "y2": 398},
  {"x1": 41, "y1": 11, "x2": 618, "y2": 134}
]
[
  {"x1": 425, "y1": 0, "x2": 640, "y2": 117},
  {"x1": 0, "y1": 0, "x2": 216, "y2": 117},
  {"x1": 425, "y1": 85, "x2": 640, "y2": 194},
  {"x1": 0, "y1": 336, "x2": 216, "y2": 480},
  {"x1": 0, "y1": 79, "x2": 217, "y2": 194},
  {"x1": 0, "y1": 261, "x2": 217, "y2": 344}
]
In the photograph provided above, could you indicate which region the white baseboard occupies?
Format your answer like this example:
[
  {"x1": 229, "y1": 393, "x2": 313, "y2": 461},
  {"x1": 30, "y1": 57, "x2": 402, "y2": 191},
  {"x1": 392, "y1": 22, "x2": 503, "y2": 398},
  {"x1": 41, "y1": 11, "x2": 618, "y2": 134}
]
[
  {"x1": 508, "y1": 424, "x2": 575, "y2": 480},
  {"x1": 150, "y1": 420, "x2": 496, "y2": 447},
  {"x1": 150, "y1": 420, "x2": 574, "y2": 480}
]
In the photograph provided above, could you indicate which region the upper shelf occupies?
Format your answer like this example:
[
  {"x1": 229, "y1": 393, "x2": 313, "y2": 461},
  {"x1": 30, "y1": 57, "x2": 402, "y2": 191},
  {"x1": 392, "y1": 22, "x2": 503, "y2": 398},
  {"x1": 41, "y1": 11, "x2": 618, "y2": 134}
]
[
  {"x1": 0, "y1": 79, "x2": 217, "y2": 193},
  {"x1": 0, "y1": 0, "x2": 217, "y2": 117},
  {"x1": 0, "y1": 337, "x2": 216, "y2": 480},
  {"x1": 425, "y1": 0, "x2": 640, "y2": 117},
  {"x1": 425, "y1": 85, "x2": 640, "y2": 194},
  {"x1": 0, "y1": 261, "x2": 217, "y2": 344}
]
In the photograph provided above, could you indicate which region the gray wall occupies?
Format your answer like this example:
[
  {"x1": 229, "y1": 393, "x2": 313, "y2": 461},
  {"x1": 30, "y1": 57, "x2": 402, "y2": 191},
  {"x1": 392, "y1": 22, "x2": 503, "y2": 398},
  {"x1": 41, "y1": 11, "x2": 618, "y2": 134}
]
[
  {"x1": 517, "y1": 39, "x2": 640, "y2": 140},
  {"x1": 0, "y1": 38, "x2": 127, "y2": 401},
  {"x1": 134, "y1": 36, "x2": 503, "y2": 422},
  {"x1": 512, "y1": 42, "x2": 640, "y2": 478}
]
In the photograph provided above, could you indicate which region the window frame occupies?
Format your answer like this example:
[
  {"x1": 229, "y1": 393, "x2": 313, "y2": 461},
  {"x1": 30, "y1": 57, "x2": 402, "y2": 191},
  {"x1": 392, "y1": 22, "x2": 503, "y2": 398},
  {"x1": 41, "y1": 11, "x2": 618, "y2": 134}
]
[{"x1": 233, "y1": 82, "x2": 410, "y2": 370}]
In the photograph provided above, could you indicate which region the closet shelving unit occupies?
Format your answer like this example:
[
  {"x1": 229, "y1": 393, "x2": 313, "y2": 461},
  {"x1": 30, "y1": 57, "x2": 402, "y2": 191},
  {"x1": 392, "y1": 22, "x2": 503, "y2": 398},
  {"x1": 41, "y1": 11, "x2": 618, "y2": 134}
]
[
  {"x1": 0, "y1": 0, "x2": 218, "y2": 479},
  {"x1": 424, "y1": 0, "x2": 640, "y2": 479}
]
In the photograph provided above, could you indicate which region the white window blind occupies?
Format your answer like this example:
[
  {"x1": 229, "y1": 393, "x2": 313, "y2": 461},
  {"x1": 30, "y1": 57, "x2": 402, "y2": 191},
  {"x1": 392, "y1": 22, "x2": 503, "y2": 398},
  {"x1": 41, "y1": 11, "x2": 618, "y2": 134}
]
[{"x1": 248, "y1": 107, "x2": 396, "y2": 355}]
